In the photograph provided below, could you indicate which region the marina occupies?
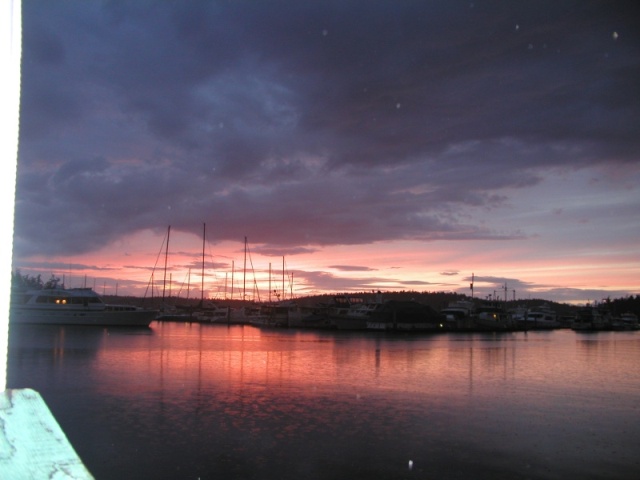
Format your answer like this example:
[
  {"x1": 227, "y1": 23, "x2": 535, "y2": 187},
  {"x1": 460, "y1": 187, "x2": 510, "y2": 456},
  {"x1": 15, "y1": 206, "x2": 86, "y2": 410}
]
[
  {"x1": 10, "y1": 273, "x2": 637, "y2": 335},
  {"x1": 150, "y1": 292, "x2": 638, "y2": 333},
  {"x1": 7, "y1": 321, "x2": 640, "y2": 479}
]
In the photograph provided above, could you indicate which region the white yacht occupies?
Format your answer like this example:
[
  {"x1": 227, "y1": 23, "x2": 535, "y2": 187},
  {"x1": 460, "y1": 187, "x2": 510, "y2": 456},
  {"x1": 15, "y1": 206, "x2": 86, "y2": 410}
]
[{"x1": 10, "y1": 287, "x2": 157, "y2": 326}]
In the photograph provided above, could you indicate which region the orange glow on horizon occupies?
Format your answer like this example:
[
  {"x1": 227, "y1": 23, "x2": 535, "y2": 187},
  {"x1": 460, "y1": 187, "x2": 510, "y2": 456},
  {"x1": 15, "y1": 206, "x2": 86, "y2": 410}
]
[{"x1": 13, "y1": 229, "x2": 640, "y2": 304}]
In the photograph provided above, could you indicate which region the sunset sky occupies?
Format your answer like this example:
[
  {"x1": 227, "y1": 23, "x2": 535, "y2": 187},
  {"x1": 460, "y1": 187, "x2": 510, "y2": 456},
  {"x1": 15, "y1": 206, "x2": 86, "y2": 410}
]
[{"x1": 12, "y1": 1, "x2": 640, "y2": 305}]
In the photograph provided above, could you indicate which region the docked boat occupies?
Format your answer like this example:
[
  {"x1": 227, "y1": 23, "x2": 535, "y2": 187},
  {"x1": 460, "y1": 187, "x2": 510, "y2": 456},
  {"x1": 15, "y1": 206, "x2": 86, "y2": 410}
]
[
  {"x1": 10, "y1": 287, "x2": 157, "y2": 326},
  {"x1": 228, "y1": 304, "x2": 267, "y2": 325},
  {"x1": 367, "y1": 300, "x2": 442, "y2": 332},
  {"x1": 329, "y1": 296, "x2": 383, "y2": 330},
  {"x1": 513, "y1": 304, "x2": 562, "y2": 330},
  {"x1": 155, "y1": 303, "x2": 196, "y2": 322},
  {"x1": 192, "y1": 302, "x2": 231, "y2": 323},
  {"x1": 611, "y1": 312, "x2": 640, "y2": 331},
  {"x1": 440, "y1": 300, "x2": 475, "y2": 330},
  {"x1": 571, "y1": 305, "x2": 612, "y2": 331},
  {"x1": 286, "y1": 303, "x2": 333, "y2": 329},
  {"x1": 249, "y1": 303, "x2": 291, "y2": 327},
  {"x1": 472, "y1": 302, "x2": 515, "y2": 331}
]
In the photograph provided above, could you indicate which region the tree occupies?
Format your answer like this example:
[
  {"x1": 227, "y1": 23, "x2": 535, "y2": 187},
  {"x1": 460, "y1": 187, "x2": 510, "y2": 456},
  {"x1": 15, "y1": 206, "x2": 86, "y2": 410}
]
[
  {"x1": 43, "y1": 275, "x2": 62, "y2": 289},
  {"x1": 11, "y1": 270, "x2": 43, "y2": 289}
]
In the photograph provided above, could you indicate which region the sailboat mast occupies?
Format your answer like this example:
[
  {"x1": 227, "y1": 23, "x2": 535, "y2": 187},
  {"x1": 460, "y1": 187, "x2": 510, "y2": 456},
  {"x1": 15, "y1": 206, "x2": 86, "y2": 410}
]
[
  {"x1": 282, "y1": 256, "x2": 285, "y2": 302},
  {"x1": 470, "y1": 273, "x2": 474, "y2": 299},
  {"x1": 201, "y1": 223, "x2": 206, "y2": 304},
  {"x1": 243, "y1": 236, "x2": 247, "y2": 301},
  {"x1": 231, "y1": 261, "x2": 234, "y2": 300},
  {"x1": 269, "y1": 262, "x2": 272, "y2": 303},
  {"x1": 162, "y1": 225, "x2": 171, "y2": 304}
]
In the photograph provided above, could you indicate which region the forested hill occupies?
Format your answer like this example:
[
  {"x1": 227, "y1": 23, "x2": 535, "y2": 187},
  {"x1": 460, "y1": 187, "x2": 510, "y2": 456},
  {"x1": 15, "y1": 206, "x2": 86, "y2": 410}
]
[{"x1": 293, "y1": 291, "x2": 640, "y2": 317}]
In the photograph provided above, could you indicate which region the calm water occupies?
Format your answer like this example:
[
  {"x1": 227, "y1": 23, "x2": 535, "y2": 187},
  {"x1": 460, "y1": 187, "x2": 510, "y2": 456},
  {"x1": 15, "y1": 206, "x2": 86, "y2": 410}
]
[{"x1": 7, "y1": 322, "x2": 640, "y2": 479}]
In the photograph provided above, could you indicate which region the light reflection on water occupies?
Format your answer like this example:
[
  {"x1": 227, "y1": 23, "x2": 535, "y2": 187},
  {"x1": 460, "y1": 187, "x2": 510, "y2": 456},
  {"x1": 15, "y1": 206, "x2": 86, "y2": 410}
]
[{"x1": 7, "y1": 323, "x2": 640, "y2": 479}]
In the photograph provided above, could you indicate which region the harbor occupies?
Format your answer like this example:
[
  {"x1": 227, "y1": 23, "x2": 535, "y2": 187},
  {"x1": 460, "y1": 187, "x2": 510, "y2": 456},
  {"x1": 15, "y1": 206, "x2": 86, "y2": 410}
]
[
  {"x1": 6, "y1": 322, "x2": 640, "y2": 479},
  {"x1": 151, "y1": 291, "x2": 638, "y2": 334},
  {"x1": 10, "y1": 270, "x2": 639, "y2": 333}
]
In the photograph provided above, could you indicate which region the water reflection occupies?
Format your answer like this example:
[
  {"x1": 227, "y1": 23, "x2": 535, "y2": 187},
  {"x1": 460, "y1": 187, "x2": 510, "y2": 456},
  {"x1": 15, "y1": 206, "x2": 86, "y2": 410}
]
[{"x1": 7, "y1": 323, "x2": 640, "y2": 479}]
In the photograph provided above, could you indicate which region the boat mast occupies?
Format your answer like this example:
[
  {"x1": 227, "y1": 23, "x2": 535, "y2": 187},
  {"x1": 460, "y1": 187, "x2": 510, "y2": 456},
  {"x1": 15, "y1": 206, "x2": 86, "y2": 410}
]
[
  {"x1": 243, "y1": 236, "x2": 247, "y2": 302},
  {"x1": 504, "y1": 283, "x2": 508, "y2": 307},
  {"x1": 201, "y1": 223, "x2": 206, "y2": 305},
  {"x1": 282, "y1": 256, "x2": 285, "y2": 302},
  {"x1": 162, "y1": 225, "x2": 171, "y2": 304},
  {"x1": 470, "y1": 273, "x2": 474, "y2": 299}
]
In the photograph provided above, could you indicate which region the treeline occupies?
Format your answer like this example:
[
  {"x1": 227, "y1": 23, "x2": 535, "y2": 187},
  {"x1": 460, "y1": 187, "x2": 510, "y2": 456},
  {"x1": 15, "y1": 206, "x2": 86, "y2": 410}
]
[
  {"x1": 295, "y1": 290, "x2": 469, "y2": 311},
  {"x1": 298, "y1": 290, "x2": 640, "y2": 316},
  {"x1": 601, "y1": 295, "x2": 640, "y2": 316},
  {"x1": 10, "y1": 270, "x2": 62, "y2": 290}
]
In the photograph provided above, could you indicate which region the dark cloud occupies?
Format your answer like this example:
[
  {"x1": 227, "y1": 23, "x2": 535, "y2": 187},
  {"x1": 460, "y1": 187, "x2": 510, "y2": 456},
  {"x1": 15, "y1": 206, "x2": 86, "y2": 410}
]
[
  {"x1": 329, "y1": 265, "x2": 377, "y2": 272},
  {"x1": 292, "y1": 269, "x2": 432, "y2": 294},
  {"x1": 16, "y1": 261, "x2": 119, "y2": 273},
  {"x1": 14, "y1": 0, "x2": 640, "y2": 263}
]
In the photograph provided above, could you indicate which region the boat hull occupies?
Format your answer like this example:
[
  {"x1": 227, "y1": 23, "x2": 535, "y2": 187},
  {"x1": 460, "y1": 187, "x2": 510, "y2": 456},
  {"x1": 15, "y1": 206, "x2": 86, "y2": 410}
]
[
  {"x1": 10, "y1": 308, "x2": 156, "y2": 327},
  {"x1": 332, "y1": 317, "x2": 369, "y2": 330}
]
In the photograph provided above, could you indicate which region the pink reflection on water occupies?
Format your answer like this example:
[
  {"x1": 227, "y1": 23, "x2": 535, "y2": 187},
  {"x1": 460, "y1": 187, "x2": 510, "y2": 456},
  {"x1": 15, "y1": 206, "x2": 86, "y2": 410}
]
[
  {"x1": 12, "y1": 322, "x2": 640, "y2": 479},
  {"x1": 89, "y1": 324, "x2": 640, "y2": 407}
]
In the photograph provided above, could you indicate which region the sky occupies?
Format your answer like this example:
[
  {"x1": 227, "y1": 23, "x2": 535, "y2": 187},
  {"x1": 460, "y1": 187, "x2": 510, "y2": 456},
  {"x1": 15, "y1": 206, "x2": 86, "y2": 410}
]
[{"x1": 11, "y1": 0, "x2": 640, "y2": 305}]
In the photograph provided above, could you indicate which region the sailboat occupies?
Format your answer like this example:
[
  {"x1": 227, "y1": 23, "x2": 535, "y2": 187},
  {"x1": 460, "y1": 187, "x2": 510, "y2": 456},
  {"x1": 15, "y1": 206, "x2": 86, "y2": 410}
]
[
  {"x1": 228, "y1": 237, "x2": 267, "y2": 324},
  {"x1": 193, "y1": 223, "x2": 231, "y2": 323},
  {"x1": 154, "y1": 226, "x2": 195, "y2": 321}
]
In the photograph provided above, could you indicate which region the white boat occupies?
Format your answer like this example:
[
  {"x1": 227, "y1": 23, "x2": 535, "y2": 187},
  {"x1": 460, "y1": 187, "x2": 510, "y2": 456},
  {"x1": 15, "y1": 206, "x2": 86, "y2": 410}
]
[
  {"x1": 515, "y1": 304, "x2": 562, "y2": 329},
  {"x1": 10, "y1": 287, "x2": 157, "y2": 326},
  {"x1": 524, "y1": 310, "x2": 561, "y2": 329},
  {"x1": 228, "y1": 304, "x2": 266, "y2": 325}
]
